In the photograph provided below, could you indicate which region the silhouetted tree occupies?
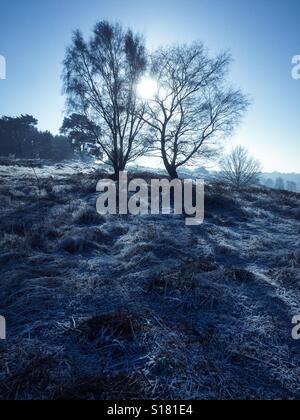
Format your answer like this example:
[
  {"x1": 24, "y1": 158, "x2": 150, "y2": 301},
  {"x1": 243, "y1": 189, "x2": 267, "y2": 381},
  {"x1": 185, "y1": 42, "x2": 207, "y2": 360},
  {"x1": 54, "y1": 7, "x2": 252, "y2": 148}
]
[
  {"x1": 143, "y1": 44, "x2": 249, "y2": 179},
  {"x1": 34, "y1": 130, "x2": 53, "y2": 159},
  {"x1": 60, "y1": 113, "x2": 102, "y2": 158},
  {"x1": 51, "y1": 135, "x2": 75, "y2": 161},
  {"x1": 0, "y1": 115, "x2": 37, "y2": 157},
  {"x1": 63, "y1": 21, "x2": 149, "y2": 176},
  {"x1": 0, "y1": 115, "x2": 74, "y2": 161},
  {"x1": 220, "y1": 146, "x2": 262, "y2": 189}
]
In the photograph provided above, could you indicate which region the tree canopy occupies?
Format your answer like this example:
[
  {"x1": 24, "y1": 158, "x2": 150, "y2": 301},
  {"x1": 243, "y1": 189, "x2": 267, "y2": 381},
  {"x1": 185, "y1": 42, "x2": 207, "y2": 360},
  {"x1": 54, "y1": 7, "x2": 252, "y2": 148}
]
[{"x1": 63, "y1": 21, "x2": 150, "y2": 175}]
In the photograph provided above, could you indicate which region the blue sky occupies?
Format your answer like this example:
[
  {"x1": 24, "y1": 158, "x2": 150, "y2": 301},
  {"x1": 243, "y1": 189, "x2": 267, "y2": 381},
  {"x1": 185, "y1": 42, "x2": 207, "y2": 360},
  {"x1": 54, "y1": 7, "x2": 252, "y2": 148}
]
[{"x1": 0, "y1": 0, "x2": 299, "y2": 172}]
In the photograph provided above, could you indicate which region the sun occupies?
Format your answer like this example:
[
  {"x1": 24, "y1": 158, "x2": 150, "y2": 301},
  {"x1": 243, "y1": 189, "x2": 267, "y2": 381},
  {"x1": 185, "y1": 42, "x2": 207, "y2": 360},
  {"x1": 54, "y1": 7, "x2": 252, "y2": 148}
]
[{"x1": 137, "y1": 77, "x2": 158, "y2": 100}]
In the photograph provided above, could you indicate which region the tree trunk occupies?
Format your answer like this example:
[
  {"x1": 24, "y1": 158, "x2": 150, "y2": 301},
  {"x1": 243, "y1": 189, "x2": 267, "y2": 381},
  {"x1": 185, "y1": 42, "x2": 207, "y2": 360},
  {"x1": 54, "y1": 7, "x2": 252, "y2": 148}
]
[
  {"x1": 112, "y1": 161, "x2": 126, "y2": 180},
  {"x1": 167, "y1": 165, "x2": 179, "y2": 180}
]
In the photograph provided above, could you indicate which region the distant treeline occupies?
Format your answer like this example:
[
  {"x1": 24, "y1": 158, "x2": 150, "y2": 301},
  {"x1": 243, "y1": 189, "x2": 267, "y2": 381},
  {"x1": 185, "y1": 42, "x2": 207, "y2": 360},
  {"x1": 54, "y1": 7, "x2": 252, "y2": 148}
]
[
  {"x1": 261, "y1": 176, "x2": 299, "y2": 193},
  {"x1": 0, "y1": 115, "x2": 74, "y2": 161}
]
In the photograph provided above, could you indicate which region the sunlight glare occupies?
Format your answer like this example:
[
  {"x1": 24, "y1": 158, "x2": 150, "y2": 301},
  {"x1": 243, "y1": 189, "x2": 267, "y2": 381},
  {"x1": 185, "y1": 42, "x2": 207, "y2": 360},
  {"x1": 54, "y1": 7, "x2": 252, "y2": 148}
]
[{"x1": 137, "y1": 77, "x2": 158, "y2": 100}]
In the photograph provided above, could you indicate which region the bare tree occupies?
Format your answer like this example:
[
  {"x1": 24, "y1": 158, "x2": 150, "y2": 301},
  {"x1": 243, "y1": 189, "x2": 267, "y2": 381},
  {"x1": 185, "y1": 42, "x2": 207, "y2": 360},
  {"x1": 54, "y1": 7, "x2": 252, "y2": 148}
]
[
  {"x1": 142, "y1": 44, "x2": 249, "y2": 179},
  {"x1": 220, "y1": 146, "x2": 262, "y2": 188},
  {"x1": 63, "y1": 21, "x2": 148, "y2": 176}
]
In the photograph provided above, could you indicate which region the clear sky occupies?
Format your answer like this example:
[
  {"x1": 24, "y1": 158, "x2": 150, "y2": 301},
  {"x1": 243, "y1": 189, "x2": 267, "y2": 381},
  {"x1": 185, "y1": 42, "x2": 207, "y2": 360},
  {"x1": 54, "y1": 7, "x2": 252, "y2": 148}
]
[{"x1": 0, "y1": 0, "x2": 299, "y2": 172}]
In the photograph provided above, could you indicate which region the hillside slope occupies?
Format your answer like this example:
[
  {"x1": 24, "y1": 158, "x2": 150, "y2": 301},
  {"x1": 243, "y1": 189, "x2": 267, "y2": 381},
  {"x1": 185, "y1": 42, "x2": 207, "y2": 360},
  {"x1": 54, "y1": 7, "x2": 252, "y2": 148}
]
[{"x1": 0, "y1": 161, "x2": 300, "y2": 400}]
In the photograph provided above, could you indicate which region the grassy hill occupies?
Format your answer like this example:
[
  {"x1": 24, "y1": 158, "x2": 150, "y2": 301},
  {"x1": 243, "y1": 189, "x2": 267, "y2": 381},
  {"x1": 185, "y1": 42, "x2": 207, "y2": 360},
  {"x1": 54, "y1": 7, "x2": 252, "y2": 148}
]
[{"x1": 0, "y1": 160, "x2": 299, "y2": 400}]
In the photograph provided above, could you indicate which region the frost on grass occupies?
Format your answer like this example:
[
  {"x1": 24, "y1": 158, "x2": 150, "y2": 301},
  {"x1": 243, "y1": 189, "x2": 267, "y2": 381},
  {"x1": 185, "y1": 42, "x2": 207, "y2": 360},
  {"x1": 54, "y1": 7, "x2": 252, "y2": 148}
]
[{"x1": 0, "y1": 161, "x2": 300, "y2": 400}]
